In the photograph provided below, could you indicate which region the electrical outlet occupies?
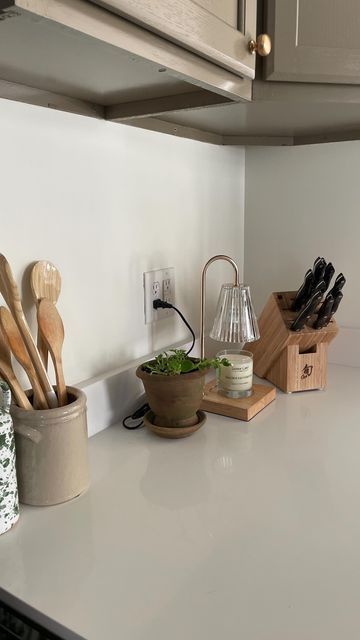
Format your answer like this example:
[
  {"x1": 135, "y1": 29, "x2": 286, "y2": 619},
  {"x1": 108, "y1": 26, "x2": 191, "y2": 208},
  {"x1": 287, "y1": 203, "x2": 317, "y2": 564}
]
[
  {"x1": 163, "y1": 278, "x2": 171, "y2": 302},
  {"x1": 143, "y1": 267, "x2": 175, "y2": 324},
  {"x1": 152, "y1": 281, "x2": 160, "y2": 298}
]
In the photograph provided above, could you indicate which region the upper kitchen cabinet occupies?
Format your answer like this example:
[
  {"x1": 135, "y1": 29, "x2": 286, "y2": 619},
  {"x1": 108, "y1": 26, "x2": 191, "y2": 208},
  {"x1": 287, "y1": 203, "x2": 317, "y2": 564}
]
[
  {"x1": 89, "y1": 0, "x2": 258, "y2": 79},
  {"x1": 125, "y1": 1, "x2": 360, "y2": 146},
  {"x1": 264, "y1": 0, "x2": 360, "y2": 83},
  {"x1": 3, "y1": 0, "x2": 360, "y2": 146},
  {"x1": 0, "y1": 0, "x2": 255, "y2": 121}
]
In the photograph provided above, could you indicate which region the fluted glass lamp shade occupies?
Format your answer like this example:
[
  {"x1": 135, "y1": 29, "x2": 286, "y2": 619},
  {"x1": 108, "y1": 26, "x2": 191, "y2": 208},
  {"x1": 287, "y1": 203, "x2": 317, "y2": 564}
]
[{"x1": 209, "y1": 284, "x2": 260, "y2": 344}]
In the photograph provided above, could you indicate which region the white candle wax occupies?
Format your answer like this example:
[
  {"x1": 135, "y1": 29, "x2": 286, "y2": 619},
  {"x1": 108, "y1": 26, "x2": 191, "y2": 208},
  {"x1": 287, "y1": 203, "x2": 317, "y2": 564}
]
[{"x1": 219, "y1": 353, "x2": 253, "y2": 392}]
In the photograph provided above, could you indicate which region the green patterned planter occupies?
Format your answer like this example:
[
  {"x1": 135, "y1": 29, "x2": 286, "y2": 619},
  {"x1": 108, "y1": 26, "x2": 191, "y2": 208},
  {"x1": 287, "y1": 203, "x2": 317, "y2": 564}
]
[{"x1": 0, "y1": 380, "x2": 19, "y2": 535}]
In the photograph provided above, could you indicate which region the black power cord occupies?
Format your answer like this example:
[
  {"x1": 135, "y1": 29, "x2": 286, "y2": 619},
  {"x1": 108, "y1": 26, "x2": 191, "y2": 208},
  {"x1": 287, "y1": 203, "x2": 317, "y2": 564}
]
[
  {"x1": 152, "y1": 298, "x2": 195, "y2": 355},
  {"x1": 122, "y1": 402, "x2": 149, "y2": 429},
  {"x1": 122, "y1": 299, "x2": 195, "y2": 429}
]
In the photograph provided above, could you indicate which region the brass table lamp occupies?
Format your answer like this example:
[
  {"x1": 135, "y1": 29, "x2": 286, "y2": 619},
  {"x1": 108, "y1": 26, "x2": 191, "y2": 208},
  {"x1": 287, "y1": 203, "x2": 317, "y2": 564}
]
[
  {"x1": 200, "y1": 255, "x2": 276, "y2": 421},
  {"x1": 200, "y1": 254, "x2": 259, "y2": 358}
]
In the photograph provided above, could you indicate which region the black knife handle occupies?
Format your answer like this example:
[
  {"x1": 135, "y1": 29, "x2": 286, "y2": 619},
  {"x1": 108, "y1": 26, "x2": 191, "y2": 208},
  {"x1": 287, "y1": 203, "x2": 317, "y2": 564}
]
[
  {"x1": 323, "y1": 262, "x2": 335, "y2": 290},
  {"x1": 317, "y1": 291, "x2": 332, "y2": 314},
  {"x1": 314, "y1": 295, "x2": 334, "y2": 330},
  {"x1": 329, "y1": 273, "x2": 346, "y2": 298},
  {"x1": 290, "y1": 292, "x2": 323, "y2": 332},
  {"x1": 312, "y1": 279, "x2": 327, "y2": 297},
  {"x1": 291, "y1": 269, "x2": 313, "y2": 311},
  {"x1": 315, "y1": 291, "x2": 343, "y2": 329},
  {"x1": 334, "y1": 272, "x2": 345, "y2": 288},
  {"x1": 331, "y1": 291, "x2": 343, "y2": 316},
  {"x1": 313, "y1": 259, "x2": 326, "y2": 285}
]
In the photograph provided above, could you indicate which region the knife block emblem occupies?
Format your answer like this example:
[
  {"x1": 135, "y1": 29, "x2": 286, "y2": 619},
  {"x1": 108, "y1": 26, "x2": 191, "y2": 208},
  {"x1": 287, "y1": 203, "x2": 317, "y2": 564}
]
[
  {"x1": 301, "y1": 364, "x2": 313, "y2": 380},
  {"x1": 245, "y1": 292, "x2": 339, "y2": 393}
]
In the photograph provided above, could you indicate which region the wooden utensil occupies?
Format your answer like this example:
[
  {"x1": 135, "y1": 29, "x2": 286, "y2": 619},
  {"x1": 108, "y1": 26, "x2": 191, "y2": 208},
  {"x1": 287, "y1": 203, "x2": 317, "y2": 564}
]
[
  {"x1": 30, "y1": 261, "x2": 62, "y2": 369},
  {"x1": 0, "y1": 254, "x2": 57, "y2": 408},
  {"x1": 37, "y1": 299, "x2": 68, "y2": 407},
  {"x1": 0, "y1": 307, "x2": 49, "y2": 410},
  {"x1": 0, "y1": 326, "x2": 33, "y2": 410}
]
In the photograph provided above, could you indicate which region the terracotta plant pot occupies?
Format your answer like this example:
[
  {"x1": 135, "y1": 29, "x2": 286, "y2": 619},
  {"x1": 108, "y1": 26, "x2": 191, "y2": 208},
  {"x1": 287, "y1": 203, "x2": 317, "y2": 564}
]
[{"x1": 136, "y1": 364, "x2": 207, "y2": 428}]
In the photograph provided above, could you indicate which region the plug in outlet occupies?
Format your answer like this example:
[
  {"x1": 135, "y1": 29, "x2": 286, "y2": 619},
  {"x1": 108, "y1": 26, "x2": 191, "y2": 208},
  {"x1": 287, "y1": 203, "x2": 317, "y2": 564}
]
[{"x1": 144, "y1": 267, "x2": 175, "y2": 324}]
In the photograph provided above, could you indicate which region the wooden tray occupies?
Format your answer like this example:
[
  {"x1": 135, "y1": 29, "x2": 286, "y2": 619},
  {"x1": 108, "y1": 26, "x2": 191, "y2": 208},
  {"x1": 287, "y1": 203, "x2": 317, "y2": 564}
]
[{"x1": 200, "y1": 380, "x2": 276, "y2": 422}]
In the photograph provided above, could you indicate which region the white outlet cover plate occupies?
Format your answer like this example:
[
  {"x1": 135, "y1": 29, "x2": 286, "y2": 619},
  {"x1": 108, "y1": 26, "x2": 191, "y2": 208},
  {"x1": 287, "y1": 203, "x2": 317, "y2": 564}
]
[{"x1": 143, "y1": 267, "x2": 175, "y2": 324}]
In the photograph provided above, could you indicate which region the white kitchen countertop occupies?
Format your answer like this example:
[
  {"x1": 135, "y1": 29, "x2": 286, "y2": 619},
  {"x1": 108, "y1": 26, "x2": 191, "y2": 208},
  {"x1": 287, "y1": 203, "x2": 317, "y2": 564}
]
[{"x1": 1, "y1": 364, "x2": 360, "y2": 640}]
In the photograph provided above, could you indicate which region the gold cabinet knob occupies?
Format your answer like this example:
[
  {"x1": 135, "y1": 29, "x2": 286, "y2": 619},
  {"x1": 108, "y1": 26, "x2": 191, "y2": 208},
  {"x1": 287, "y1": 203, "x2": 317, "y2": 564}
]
[{"x1": 248, "y1": 34, "x2": 272, "y2": 56}]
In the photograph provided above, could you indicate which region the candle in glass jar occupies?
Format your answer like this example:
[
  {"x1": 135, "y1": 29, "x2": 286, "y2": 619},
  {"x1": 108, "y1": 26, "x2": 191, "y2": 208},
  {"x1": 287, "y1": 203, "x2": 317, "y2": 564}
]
[{"x1": 217, "y1": 350, "x2": 253, "y2": 398}]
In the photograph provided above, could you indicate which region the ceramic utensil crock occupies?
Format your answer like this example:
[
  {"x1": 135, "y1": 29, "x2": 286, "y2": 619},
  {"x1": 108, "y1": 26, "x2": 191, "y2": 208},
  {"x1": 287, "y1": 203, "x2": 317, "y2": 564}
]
[
  {"x1": 0, "y1": 379, "x2": 19, "y2": 535},
  {"x1": 11, "y1": 386, "x2": 89, "y2": 506}
]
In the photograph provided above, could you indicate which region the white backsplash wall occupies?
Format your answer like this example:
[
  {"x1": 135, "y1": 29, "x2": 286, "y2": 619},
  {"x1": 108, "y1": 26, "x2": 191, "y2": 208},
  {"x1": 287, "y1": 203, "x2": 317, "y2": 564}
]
[
  {"x1": 245, "y1": 142, "x2": 360, "y2": 365},
  {"x1": 0, "y1": 99, "x2": 245, "y2": 385}
]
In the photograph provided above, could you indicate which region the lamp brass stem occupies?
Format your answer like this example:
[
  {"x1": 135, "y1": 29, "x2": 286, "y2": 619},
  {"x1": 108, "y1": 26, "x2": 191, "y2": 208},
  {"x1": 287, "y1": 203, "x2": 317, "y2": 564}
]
[{"x1": 200, "y1": 255, "x2": 239, "y2": 359}]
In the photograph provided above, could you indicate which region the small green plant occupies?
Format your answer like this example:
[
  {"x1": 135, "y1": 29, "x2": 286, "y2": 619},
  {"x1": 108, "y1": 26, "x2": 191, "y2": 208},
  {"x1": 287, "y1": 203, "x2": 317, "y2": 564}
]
[{"x1": 142, "y1": 349, "x2": 231, "y2": 376}]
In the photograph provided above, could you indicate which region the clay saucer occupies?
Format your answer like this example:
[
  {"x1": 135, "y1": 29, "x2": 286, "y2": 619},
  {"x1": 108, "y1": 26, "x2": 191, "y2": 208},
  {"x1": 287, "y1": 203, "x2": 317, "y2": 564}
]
[{"x1": 143, "y1": 410, "x2": 206, "y2": 439}]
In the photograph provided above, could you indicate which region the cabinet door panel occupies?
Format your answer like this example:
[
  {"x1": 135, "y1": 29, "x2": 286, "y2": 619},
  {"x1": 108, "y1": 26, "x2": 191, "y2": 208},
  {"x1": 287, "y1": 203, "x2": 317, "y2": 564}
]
[
  {"x1": 265, "y1": 0, "x2": 360, "y2": 84},
  {"x1": 90, "y1": 0, "x2": 256, "y2": 79},
  {"x1": 194, "y1": 0, "x2": 238, "y2": 28}
]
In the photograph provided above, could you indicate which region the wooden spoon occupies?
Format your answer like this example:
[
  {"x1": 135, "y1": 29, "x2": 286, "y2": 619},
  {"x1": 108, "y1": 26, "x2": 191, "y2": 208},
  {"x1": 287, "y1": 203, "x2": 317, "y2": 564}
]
[
  {"x1": 0, "y1": 307, "x2": 48, "y2": 410},
  {"x1": 0, "y1": 254, "x2": 57, "y2": 408},
  {"x1": 0, "y1": 325, "x2": 33, "y2": 410},
  {"x1": 37, "y1": 299, "x2": 68, "y2": 407},
  {"x1": 30, "y1": 261, "x2": 62, "y2": 369}
]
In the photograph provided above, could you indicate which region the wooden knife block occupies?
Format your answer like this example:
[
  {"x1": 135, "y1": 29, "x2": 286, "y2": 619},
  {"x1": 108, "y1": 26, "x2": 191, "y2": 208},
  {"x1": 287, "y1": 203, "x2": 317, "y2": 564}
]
[{"x1": 246, "y1": 291, "x2": 339, "y2": 393}]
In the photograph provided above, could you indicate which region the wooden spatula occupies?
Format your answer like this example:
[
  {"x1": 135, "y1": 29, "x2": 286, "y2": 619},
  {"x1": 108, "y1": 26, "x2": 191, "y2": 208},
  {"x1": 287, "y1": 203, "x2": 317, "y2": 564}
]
[
  {"x1": 37, "y1": 299, "x2": 68, "y2": 407},
  {"x1": 0, "y1": 254, "x2": 57, "y2": 408},
  {"x1": 30, "y1": 261, "x2": 62, "y2": 369},
  {"x1": 0, "y1": 307, "x2": 49, "y2": 410},
  {"x1": 0, "y1": 325, "x2": 33, "y2": 410}
]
